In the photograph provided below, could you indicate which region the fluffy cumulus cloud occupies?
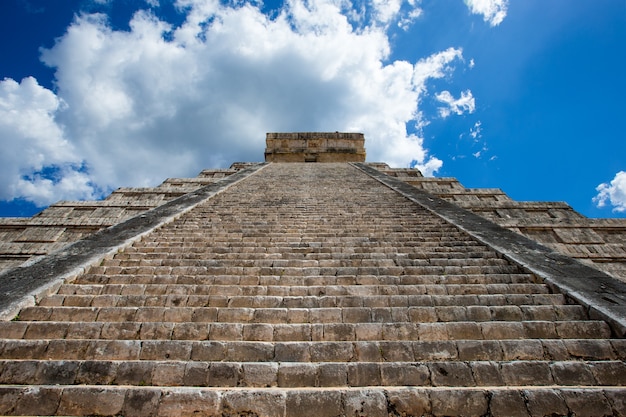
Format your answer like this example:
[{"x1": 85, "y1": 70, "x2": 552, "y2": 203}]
[
  {"x1": 0, "y1": 77, "x2": 96, "y2": 205},
  {"x1": 464, "y1": 0, "x2": 508, "y2": 26},
  {"x1": 594, "y1": 171, "x2": 626, "y2": 212},
  {"x1": 1, "y1": 0, "x2": 475, "y2": 206}
]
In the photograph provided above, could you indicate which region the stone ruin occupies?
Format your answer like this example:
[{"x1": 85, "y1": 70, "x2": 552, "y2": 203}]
[{"x1": 0, "y1": 133, "x2": 624, "y2": 416}]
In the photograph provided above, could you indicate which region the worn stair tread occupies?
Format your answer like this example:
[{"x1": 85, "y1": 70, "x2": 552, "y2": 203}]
[
  {"x1": 0, "y1": 385, "x2": 625, "y2": 417},
  {"x1": 3, "y1": 339, "x2": 624, "y2": 362},
  {"x1": 16, "y1": 304, "x2": 588, "y2": 323},
  {"x1": 39, "y1": 293, "x2": 568, "y2": 308},
  {"x1": 1, "y1": 359, "x2": 625, "y2": 387}
]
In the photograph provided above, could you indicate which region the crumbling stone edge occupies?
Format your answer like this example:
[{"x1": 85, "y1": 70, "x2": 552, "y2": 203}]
[
  {"x1": 0, "y1": 163, "x2": 269, "y2": 321},
  {"x1": 354, "y1": 163, "x2": 626, "y2": 338}
]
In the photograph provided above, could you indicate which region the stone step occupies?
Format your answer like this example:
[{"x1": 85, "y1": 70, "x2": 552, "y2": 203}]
[
  {"x1": 1, "y1": 339, "x2": 624, "y2": 362},
  {"x1": 55, "y1": 283, "x2": 552, "y2": 297},
  {"x1": 92, "y1": 264, "x2": 525, "y2": 276},
  {"x1": 118, "y1": 247, "x2": 499, "y2": 258},
  {"x1": 1, "y1": 320, "x2": 611, "y2": 341},
  {"x1": 39, "y1": 293, "x2": 568, "y2": 308},
  {"x1": 74, "y1": 272, "x2": 540, "y2": 286},
  {"x1": 0, "y1": 385, "x2": 624, "y2": 416},
  {"x1": 16, "y1": 305, "x2": 588, "y2": 323},
  {"x1": 1, "y1": 360, "x2": 624, "y2": 388}
]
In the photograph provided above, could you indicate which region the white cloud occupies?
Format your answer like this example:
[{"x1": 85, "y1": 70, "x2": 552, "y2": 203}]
[
  {"x1": 469, "y1": 120, "x2": 482, "y2": 139},
  {"x1": 435, "y1": 89, "x2": 475, "y2": 118},
  {"x1": 593, "y1": 171, "x2": 626, "y2": 212},
  {"x1": 464, "y1": 0, "x2": 507, "y2": 26},
  {"x1": 0, "y1": 77, "x2": 95, "y2": 205},
  {"x1": 0, "y1": 0, "x2": 473, "y2": 206}
]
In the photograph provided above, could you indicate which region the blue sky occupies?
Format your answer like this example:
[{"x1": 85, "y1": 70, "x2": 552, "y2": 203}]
[{"x1": 0, "y1": 0, "x2": 624, "y2": 218}]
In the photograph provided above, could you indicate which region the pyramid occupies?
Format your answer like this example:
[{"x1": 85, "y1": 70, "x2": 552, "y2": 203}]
[{"x1": 0, "y1": 133, "x2": 625, "y2": 416}]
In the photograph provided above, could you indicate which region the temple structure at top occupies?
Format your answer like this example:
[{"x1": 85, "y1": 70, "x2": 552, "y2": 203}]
[{"x1": 264, "y1": 132, "x2": 366, "y2": 163}]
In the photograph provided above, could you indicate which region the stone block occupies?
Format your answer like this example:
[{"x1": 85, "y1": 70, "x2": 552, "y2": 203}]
[
  {"x1": 523, "y1": 321, "x2": 557, "y2": 338},
  {"x1": 523, "y1": 389, "x2": 569, "y2": 417},
  {"x1": 158, "y1": 389, "x2": 220, "y2": 416},
  {"x1": 540, "y1": 340, "x2": 569, "y2": 361},
  {"x1": 122, "y1": 388, "x2": 162, "y2": 417},
  {"x1": 457, "y1": 340, "x2": 502, "y2": 361},
  {"x1": 140, "y1": 340, "x2": 192, "y2": 360},
  {"x1": 344, "y1": 389, "x2": 388, "y2": 417},
  {"x1": 209, "y1": 323, "x2": 243, "y2": 340},
  {"x1": 274, "y1": 324, "x2": 311, "y2": 341},
  {"x1": 242, "y1": 363, "x2": 278, "y2": 387},
  {"x1": 430, "y1": 389, "x2": 488, "y2": 416},
  {"x1": 480, "y1": 322, "x2": 524, "y2": 339},
  {"x1": 418, "y1": 323, "x2": 449, "y2": 340},
  {"x1": 605, "y1": 388, "x2": 626, "y2": 416},
  {"x1": 0, "y1": 322, "x2": 27, "y2": 338},
  {"x1": 323, "y1": 323, "x2": 355, "y2": 341},
  {"x1": 408, "y1": 306, "x2": 438, "y2": 322},
  {"x1": 208, "y1": 363, "x2": 241, "y2": 387},
  {"x1": 14, "y1": 386, "x2": 62, "y2": 416},
  {"x1": 378, "y1": 341, "x2": 413, "y2": 361},
  {"x1": 243, "y1": 323, "x2": 274, "y2": 341},
  {"x1": 285, "y1": 389, "x2": 343, "y2": 417},
  {"x1": 172, "y1": 323, "x2": 209, "y2": 340},
  {"x1": 382, "y1": 323, "x2": 419, "y2": 341},
  {"x1": 318, "y1": 363, "x2": 348, "y2": 386},
  {"x1": 348, "y1": 363, "x2": 381, "y2": 386},
  {"x1": 310, "y1": 341, "x2": 353, "y2": 361},
  {"x1": 278, "y1": 363, "x2": 316, "y2": 387},
  {"x1": 385, "y1": 388, "x2": 431, "y2": 416},
  {"x1": 380, "y1": 363, "x2": 429, "y2": 386},
  {"x1": 589, "y1": 361, "x2": 626, "y2": 385},
  {"x1": 501, "y1": 362, "x2": 553, "y2": 386},
  {"x1": 275, "y1": 342, "x2": 311, "y2": 362},
  {"x1": 0, "y1": 360, "x2": 38, "y2": 384},
  {"x1": 564, "y1": 339, "x2": 616, "y2": 360},
  {"x1": 225, "y1": 341, "x2": 274, "y2": 362},
  {"x1": 500, "y1": 340, "x2": 543, "y2": 360},
  {"x1": 355, "y1": 323, "x2": 383, "y2": 340},
  {"x1": 183, "y1": 362, "x2": 209, "y2": 386},
  {"x1": 36, "y1": 360, "x2": 79, "y2": 385},
  {"x1": 58, "y1": 387, "x2": 125, "y2": 416},
  {"x1": 115, "y1": 361, "x2": 154, "y2": 385},
  {"x1": 191, "y1": 341, "x2": 226, "y2": 361},
  {"x1": 413, "y1": 341, "x2": 458, "y2": 361},
  {"x1": 139, "y1": 322, "x2": 174, "y2": 339},
  {"x1": 429, "y1": 362, "x2": 474, "y2": 387},
  {"x1": 466, "y1": 305, "x2": 491, "y2": 321},
  {"x1": 489, "y1": 390, "x2": 529, "y2": 417},
  {"x1": 24, "y1": 322, "x2": 69, "y2": 339},
  {"x1": 471, "y1": 361, "x2": 504, "y2": 386},
  {"x1": 550, "y1": 361, "x2": 596, "y2": 385},
  {"x1": 343, "y1": 307, "x2": 371, "y2": 323},
  {"x1": 76, "y1": 360, "x2": 118, "y2": 385},
  {"x1": 222, "y1": 390, "x2": 286, "y2": 417},
  {"x1": 561, "y1": 389, "x2": 613, "y2": 416},
  {"x1": 354, "y1": 341, "x2": 383, "y2": 361},
  {"x1": 152, "y1": 362, "x2": 185, "y2": 386}
]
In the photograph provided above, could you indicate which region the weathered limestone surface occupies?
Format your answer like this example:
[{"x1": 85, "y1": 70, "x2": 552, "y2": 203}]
[
  {"x1": 0, "y1": 168, "x2": 243, "y2": 273},
  {"x1": 0, "y1": 163, "x2": 624, "y2": 416},
  {"x1": 264, "y1": 132, "x2": 366, "y2": 163},
  {"x1": 374, "y1": 164, "x2": 626, "y2": 282}
]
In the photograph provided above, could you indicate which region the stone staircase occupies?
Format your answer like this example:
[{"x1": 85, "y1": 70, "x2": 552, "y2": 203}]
[{"x1": 0, "y1": 163, "x2": 624, "y2": 416}]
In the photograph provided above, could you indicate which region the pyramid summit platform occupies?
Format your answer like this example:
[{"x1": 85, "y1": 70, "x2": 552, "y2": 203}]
[{"x1": 0, "y1": 133, "x2": 625, "y2": 416}]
